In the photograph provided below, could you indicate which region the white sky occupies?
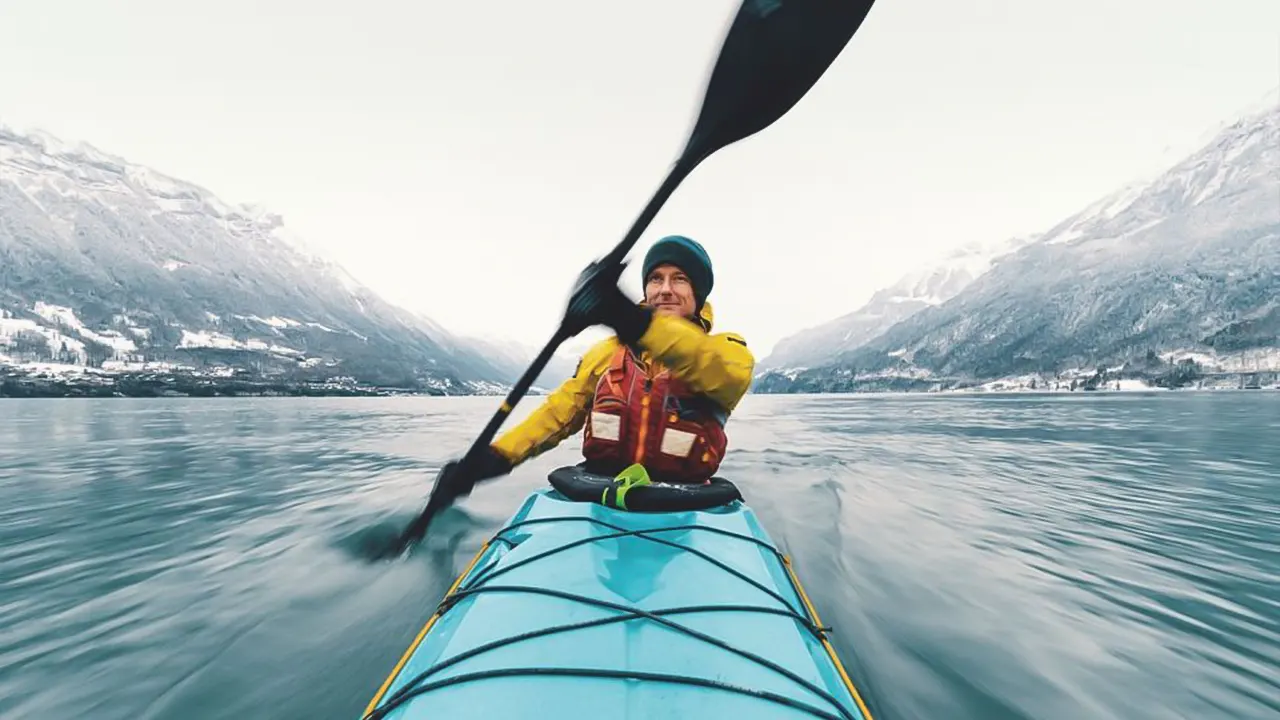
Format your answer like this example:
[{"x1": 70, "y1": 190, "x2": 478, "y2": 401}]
[{"x1": 1, "y1": 0, "x2": 1278, "y2": 359}]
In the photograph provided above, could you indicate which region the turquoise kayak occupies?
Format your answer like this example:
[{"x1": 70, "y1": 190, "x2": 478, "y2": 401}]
[{"x1": 361, "y1": 466, "x2": 875, "y2": 720}]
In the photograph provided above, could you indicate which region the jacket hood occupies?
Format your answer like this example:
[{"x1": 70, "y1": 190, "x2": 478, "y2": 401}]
[{"x1": 696, "y1": 300, "x2": 714, "y2": 332}]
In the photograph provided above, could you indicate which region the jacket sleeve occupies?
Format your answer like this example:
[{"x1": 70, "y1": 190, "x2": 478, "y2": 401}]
[
  {"x1": 637, "y1": 313, "x2": 755, "y2": 413},
  {"x1": 490, "y1": 338, "x2": 616, "y2": 466}
]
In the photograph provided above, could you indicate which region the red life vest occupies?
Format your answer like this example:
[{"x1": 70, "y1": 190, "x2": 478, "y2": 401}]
[{"x1": 581, "y1": 345, "x2": 729, "y2": 484}]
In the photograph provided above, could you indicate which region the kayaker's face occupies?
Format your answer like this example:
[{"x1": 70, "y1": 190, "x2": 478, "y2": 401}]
[{"x1": 644, "y1": 264, "x2": 696, "y2": 319}]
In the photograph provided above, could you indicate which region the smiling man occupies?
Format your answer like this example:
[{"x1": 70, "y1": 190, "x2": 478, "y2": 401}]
[{"x1": 449, "y1": 235, "x2": 755, "y2": 489}]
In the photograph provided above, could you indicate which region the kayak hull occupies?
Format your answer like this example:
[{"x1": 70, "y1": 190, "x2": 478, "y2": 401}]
[{"x1": 362, "y1": 477, "x2": 873, "y2": 720}]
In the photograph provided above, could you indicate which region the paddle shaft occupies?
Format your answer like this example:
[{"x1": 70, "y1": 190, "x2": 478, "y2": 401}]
[
  {"x1": 471, "y1": 155, "x2": 698, "y2": 453},
  {"x1": 393, "y1": 156, "x2": 699, "y2": 552}
]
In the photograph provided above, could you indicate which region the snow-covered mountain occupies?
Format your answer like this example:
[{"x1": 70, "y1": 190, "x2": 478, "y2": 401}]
[
  {"x1": 0, "y1": 122, "x2": 517, "y2": 393},
  {"x1": 758, "y1": 233, "x2": 1039, "y2": 372},
  {"x1": 454, "y1": 331, "x2": 583, "y2": 394},
  {"x1": 757, "y1": 90, "x2": 1280, "y2": 391}
]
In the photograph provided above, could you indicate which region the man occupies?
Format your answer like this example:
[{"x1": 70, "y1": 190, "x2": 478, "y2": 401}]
[{"x1": 439, "y1": 235, "x2": 754, "y2": 498}]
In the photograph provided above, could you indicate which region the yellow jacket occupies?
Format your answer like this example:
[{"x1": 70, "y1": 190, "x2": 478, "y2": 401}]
[{"x1": 492, "y1": 301, "x2": 754, "y2": 466}]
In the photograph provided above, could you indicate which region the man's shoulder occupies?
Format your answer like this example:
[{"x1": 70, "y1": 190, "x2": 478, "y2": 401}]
[
  {"x1": 710, "y1": 330, "x2": 751, "y2": 353},
  {"x1": 573, "y1": 336, "x2": 621, "y2": 376},
  {"x1": 713, "y1": 331, "x2": 748, "y2": 347}
]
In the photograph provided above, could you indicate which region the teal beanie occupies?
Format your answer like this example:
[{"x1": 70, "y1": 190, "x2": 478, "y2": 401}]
[{"x1": 640, "y1": 235, "x2": 714, "y2": 310}]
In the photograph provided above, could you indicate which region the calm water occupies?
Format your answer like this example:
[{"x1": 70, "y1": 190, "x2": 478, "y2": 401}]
[{"x1": 1, "y1": 392, "x2": 1277, "y2": 720}]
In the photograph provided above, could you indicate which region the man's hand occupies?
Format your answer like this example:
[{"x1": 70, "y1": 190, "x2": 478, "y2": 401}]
[
  {"x1": 562, "y1": 259, "x2": 626, "y2": 338},
  {"x1": 562, "y1": 258, "x2": 653, "y2": 344},
  {"x1": 430, "y1": 446, "x2": 514, "y2": 507}
]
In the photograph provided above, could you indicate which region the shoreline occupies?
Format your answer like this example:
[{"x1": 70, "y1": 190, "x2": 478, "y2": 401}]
[
  {"x1": 0, "y1": 364, "x2": 550, "y2": 399},
  {"x1": 4, "y1": 361, "x2": 1274, "y2": 400},
  {"x1": 4, "y1": 374, "x2": 1273, "y2": 400},
  {"x1": 0, "y1": 376, "x2": 427, "y2": 398},
  {"x1": 0, "y1": 366, "x2": 447, "y2": 399}
]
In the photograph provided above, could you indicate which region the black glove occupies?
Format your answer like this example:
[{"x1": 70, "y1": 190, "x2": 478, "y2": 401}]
[
  {"x1": 431, "y1": 445, "x2": 513, "y2": 505},
  {"x1": 562, "y1": 258, "x2": 653, "y2": 344}
]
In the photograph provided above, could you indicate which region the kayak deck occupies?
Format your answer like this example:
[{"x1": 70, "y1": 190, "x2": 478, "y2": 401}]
[{"x1": 362, "y1": 487, "x2": 874, "y2": 719}]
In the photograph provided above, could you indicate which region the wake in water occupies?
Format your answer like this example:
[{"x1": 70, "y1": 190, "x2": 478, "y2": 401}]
[{"x1": 332, "y1": 507, "x2": 480, "y2": 564}]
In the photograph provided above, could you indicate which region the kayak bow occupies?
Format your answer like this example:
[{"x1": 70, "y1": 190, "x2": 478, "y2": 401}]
[{"x1": 362, "y1": 466, "x2": 874, "y2": 720}]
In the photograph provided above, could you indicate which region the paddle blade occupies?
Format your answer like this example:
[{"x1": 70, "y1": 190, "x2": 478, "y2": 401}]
[{"x1": 681, "y1": 0, "x2": 879, "y2": 166}]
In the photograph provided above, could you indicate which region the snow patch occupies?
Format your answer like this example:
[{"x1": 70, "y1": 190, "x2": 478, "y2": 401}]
[
  {"x1": 1221, "y1": 117, "x2": 1269, "y2": 165},
  {"x1": 234, "y1": 314, "x2": 303, "y2": 329},
  {"x1": 177, "y1": 329, "x2": 302, "y2": 357},
  {"x1": 755, "y1": 366, "x2": 809, "y2": 381},
  {"x1": 100, "y1": 360, "x2": 184, "y2": 372},
  {"x1": 6, "y1": 361, "x2": 107, "y2": 377},
  {"x1": 266, "y1": 316, "x2": 301, "y2": 329},
  {"x1": 17, "y1": 128, "x2": 100, "y2": 160},
  {"x1": 1044, "y1": 182, "x2": 1147, "y2": 245},
  {"x1": 179, "y1": 329, "x2": 242, "y2": 350},
  {"x1": 1192, "y1": 165, "x2": 1231, "y2": 205},
  {"x1": 1, "y1": 314, "x2": 86, "y2": 362},
  {"x1": 153, "y1": 196, "x2": 201, "y2": 215},
  {"x1": 93, "y1": 330, "x2": 139, "y2": 354},
  {"x1": 1099, "y1": 185, "x2": 1144, "y2": 218},
  {"x1": 1046, "y1": 228, "x2": 1084, "y2": 246},
  {"x1": 0, "y1": 317, "x2": 42, "y2": 337},
  {"x1": 887, "y1": 294, "x2": 939, "y2": 305},
  {"x1": 962, "y1": 375, "x2": 1161, "y2": 393},
  {"x1": 32, "y1": 302, "x2": 137, "y2": 354},
  {"x1": 31, "y1": 302, "x2": 80, "y2": 330}
]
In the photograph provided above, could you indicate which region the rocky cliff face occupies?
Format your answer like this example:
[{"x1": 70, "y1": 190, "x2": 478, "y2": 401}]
[
  {"x1": 0, "y1": 123, "x2": 517, "y2": 394},
  {"x1": 755, "y1": 94, "x2": 1280, "y2": 392}
]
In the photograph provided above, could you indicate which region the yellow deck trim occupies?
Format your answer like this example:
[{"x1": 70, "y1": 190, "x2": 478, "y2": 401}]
[
  {"x1": 362, "y1": 540, "x2": 492, "y2": 717},
  {"x1": 783, "y1": 555, "x2": 876, "y2": 720}
]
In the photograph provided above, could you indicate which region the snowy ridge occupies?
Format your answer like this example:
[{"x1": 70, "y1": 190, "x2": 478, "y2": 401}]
[
  {"x1": 756, "y1": 88, "x2": 1280, "y2": 392},
  {"x1": 0, "y1": 121, "x2": 369, "y2": 302},
  {"x1": 0, "y1": 121, "x2": 519, "y2": 392},
  {"x1": 1041, "y1": 182, "x2": 1148, "y2": 246},
  {"x1": 759, "y1": 232, "x2": 1038, "y2": 372},
  {"x1": 1036, "y1": 87, "x2": 1279, "y2": 250},
  {"x1": 1042, "y1": 88, "x2": 1279, "y2": 252},
  {"x1": 453, "y1": 329, "x2": 592, "y2": 394}
]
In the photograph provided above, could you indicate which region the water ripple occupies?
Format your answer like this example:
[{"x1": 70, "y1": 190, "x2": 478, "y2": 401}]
[{"x1": 0, "y1": 393, "x2": 1276, "y2": 720}]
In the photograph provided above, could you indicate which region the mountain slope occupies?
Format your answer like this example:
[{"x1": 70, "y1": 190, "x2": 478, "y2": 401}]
[
  {"x1": 453, "y1": 332, "x2": 582, "y2": 394},
  {"x1": 758, "y1": 234, "x2": 1039, "y2": 373},
  {"x1": 0, "y1": 123, "x2": 515, "y2": 393},
  {"x1": 759, "y1": 93, "x2": 1280, "y2": 391}
]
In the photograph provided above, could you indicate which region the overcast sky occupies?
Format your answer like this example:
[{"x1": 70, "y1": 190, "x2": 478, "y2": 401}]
[{"x1": 1, "y1": 0, "x2": 1277, "y2": 358}]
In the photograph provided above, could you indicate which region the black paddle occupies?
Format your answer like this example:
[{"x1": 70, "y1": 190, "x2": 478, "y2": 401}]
[{"x1": 378, "y1": 0, "x2": 880, "y2": 559}]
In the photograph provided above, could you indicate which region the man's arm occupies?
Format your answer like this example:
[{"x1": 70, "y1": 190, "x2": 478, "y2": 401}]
[
  {"x1": 490, "y1": 338, "x2": 618, "y2": 465},
  {"x1": 636, "y1": 313, "x2": 755, "y2": 413}
]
